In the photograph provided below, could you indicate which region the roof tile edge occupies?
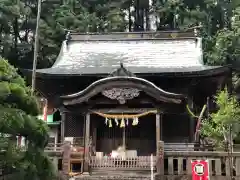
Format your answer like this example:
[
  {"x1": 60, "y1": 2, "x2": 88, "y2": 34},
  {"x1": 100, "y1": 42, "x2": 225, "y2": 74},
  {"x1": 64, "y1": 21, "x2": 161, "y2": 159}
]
[{"x1": 68, "y1": 30, "x2": 196, "y2": 41}]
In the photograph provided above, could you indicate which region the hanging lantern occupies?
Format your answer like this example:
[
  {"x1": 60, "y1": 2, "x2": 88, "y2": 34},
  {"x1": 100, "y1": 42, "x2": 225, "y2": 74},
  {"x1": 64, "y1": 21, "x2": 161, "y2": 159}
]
[{"x1": 105, "y1": 117, "x2": 108, "y2": 125}]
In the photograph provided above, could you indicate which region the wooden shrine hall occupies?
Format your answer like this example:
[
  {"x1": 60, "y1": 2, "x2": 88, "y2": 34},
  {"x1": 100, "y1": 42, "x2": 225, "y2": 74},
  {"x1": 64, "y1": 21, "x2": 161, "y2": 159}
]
[{"x1": 25, "y1": 31, "x2": 231, "y2": 175}]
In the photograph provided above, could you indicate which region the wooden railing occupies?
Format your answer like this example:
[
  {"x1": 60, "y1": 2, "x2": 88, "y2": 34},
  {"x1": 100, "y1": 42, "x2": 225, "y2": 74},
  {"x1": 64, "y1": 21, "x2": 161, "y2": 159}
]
[
  {"x1": 43, "y1": 142, "x2": 240, "y2": 179},
  {"x1": 45, "y1": 143, "x2": 63, "y2": 151},
  {"x1": 90, "y1": 156, "x2": 157, "y2": 170},
  {"x1": 163, "y1": 151, "x2": 240, "y2": 179},
  {"x1": 44, "y1": 143, "x2": 85, "y2": 152},
  {"x1": 164, "y1": 143, "x2": 196, "y2": 151},
  {"x1": 44, "y1": 142, "x2": 240, "y2": 152},
  {"x1": 44, "y1": 137, "x2": 86, "y2": 151}
]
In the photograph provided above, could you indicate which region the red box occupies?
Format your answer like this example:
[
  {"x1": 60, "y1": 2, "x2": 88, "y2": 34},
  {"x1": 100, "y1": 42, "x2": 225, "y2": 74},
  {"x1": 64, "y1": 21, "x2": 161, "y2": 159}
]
[{"x1": 191, "y1": 160, "x2": 210, "y2": 180}]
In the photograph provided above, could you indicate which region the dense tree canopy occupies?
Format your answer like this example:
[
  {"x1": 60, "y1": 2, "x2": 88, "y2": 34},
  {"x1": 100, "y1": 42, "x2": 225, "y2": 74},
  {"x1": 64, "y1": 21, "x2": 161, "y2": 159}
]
[
  {"x1": 0, "y1": 0, "x2": 240, "y2": 70},
  {"x1": 0, "y1": 58, "x2": 56, "y2": 180}
]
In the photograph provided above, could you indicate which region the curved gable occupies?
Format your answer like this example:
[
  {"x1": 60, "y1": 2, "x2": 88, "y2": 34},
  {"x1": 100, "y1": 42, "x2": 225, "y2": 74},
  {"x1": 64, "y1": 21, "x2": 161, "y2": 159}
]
[{"x1": 61, "y1": 76, "x2": 186, "y2": 105}]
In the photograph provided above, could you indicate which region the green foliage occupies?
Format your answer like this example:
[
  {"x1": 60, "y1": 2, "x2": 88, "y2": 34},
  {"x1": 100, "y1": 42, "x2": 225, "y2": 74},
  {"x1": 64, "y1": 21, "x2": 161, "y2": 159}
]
[
  {"x1": 0, "y1": 58, "x2": 56, "y2": 180},
  {"x1": 0, "y1": 0, "x2": 239, "y2": 69},
  {"x1": 201, "y1": 88, "x2": 240, "y2": 147},
  {"x1": 204, "y1": 29, "x2": 240, "y2": 65},
  {"x1": 0, "y1": 0, "x2": 128, "y2": 69},
  {"x1": 203, "y1": 4, "x2": 240, "y2": 66},
  {"x1": 0, "y1": 59, "x2": 39, "y2": 115}
]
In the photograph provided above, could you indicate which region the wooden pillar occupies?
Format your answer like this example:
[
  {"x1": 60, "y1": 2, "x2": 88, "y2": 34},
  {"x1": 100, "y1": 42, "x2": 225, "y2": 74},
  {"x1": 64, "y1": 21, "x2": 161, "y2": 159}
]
[
  {"x1": 156, "y1": 113, "x2": 160, "y2": 154},
  {"x1": 188, "y1": 97, "x2": 195, "y2": 143},
  {"x1": 160, "y1": 113, "x2": 163, "y2": 140},
  {"x1": 83, "y1": 112, "x2": 90, "y2": 174},
  {"x1": 62, "y1": 141, "x2": 71, "y2": 175},
  {"x1": 60, "y1": 111, "x2": 66, "y2": 143},
  {"x1": 92, "y1": 126, "x2": 97, "y2": 155},
  {"x1": 156, "y1": 141, "x2": 164, "y2": 174},
  {"x1": 123, "y1": 127, "x2": 126, "y2": 148},
  {"x1": 189, "y1": 116, "x2": 195, "y2": 143},
  {"x1": 156, "y1": 112, "x2": 164, "y2": 175}
]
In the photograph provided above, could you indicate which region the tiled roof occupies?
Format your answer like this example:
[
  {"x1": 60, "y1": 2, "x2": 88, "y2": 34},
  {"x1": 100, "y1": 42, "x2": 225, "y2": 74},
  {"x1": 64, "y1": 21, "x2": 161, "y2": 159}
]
[
  {"x1": 36, "y1": 65, "x2": 226, "y2": 75},
  {"x1": 35, "y1": 37, "x2": 227, "y2": 75}
]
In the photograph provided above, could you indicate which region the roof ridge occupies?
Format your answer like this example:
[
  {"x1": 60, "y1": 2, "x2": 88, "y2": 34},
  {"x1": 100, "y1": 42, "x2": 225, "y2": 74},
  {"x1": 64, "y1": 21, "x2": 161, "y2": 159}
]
[
  {"x1": 66, "y1": 31, "x2": 197, "y2": 42},
  {"x1": 69, "y1": 30, "x2": 195, "y2": 35}
]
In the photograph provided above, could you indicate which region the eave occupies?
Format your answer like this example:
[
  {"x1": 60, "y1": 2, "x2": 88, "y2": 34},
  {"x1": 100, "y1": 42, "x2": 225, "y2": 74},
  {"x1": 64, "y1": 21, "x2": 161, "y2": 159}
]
[{"x1": 61, "y1": 76, "x2": 186, "y2": 106}]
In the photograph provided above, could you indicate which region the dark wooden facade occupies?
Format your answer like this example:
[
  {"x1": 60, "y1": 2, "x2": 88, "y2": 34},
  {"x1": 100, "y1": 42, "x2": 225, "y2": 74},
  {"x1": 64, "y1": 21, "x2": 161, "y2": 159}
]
[{"x1": 26, "y1": 31, "x2": 231, "y2": 175}]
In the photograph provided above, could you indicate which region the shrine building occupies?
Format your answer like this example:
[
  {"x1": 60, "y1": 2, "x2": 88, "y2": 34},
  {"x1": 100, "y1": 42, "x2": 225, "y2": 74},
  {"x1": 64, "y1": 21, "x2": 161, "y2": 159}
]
[{"x1": 24, "y1": 31, "x2": 231, "y2": 174}]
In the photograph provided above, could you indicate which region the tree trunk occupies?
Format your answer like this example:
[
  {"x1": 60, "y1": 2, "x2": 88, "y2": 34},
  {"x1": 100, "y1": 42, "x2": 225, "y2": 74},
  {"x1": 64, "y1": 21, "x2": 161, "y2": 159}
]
[
  {"x1": 145, "y1": 6, "x2": 150, "y2": 30},
  {"x1": 128, "y1": 5, "x2": 132, "y2": 32}
]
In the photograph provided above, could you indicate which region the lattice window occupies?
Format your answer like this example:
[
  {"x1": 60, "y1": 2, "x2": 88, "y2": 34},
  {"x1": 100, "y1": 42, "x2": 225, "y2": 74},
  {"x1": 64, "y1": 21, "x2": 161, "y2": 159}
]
[{"x1": 65, "y1": 114, "x2": 84, "y2": 137}]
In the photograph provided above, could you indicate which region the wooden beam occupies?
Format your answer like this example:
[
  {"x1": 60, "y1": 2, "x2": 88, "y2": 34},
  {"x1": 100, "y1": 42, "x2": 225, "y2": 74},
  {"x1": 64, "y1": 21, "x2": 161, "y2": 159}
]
[
  {"x1": 160, "y1": 113, "x2": 163, "y2": 140},
  {"x1": 91, "y1": 108, "x2": 157, "y2": 114},
  {"x1": 87, "y1": 98, "x2": 155, "y2": 105},
  {"x1": 60, "y1": 111, "x2": 66, "y2": 143},
  {"x1": 87, "y1": 95, "x2": 158, "y2": 103},
  {"x1": 188, "y1": 96, "x2": 195, "y2": 142},
  {"x1": 156, "y1": 113, "x2": 160, "y2": 154},
  {"x1": 64, "y1": 104, "x2": 186, "y2": 114},
  {"x1": 83, "y1": 113, "x2": 90, "y2": 174}
]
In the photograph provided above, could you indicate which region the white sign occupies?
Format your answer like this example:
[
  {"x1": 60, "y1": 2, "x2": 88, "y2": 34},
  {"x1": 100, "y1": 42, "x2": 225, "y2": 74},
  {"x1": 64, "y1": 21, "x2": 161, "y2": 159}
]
[{"x1": 194, "y1": 163, "x2": 205, "y2": 176}]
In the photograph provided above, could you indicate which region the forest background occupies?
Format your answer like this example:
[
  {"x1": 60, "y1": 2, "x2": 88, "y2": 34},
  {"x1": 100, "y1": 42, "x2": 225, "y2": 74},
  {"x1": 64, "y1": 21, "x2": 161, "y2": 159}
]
[{"x1": 1, "y1": 0, "x2": 240, "y2": 74}]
